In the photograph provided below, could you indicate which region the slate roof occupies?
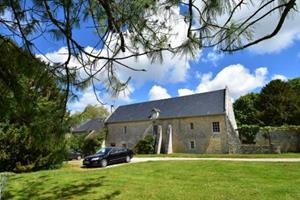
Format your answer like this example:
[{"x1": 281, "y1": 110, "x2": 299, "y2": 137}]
[
  {"x1": 106, "y1": 89, "x2": 226, "y2": 123},
  {"x1": 72, "y1": 118, "x2": 105, "y2": 133}
]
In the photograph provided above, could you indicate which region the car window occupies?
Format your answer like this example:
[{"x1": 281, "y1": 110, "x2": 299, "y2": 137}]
[
  {"x1": 96, "y1": 148, "x2": 112, "y2": 154},
  {"x1": 119, "y1": 148, "x2": 127, "y2": 153},
  {"x1": 110, "y1": 148, "x2": 118, "y2": 154}
]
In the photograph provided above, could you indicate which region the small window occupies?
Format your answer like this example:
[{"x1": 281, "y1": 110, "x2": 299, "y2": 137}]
[
  {"x1": 212, "y1": 122, "x2": 220, "y2": 133},
  {"x1": 122, "y1": 143, "x2": 127, "y2": 148},
  {"x1": 123, "y1": 126, "x2": 127, "y2": 134},
  {"x1": 190, "y1": 123, "x2": 194, "y2": 129},
  {"x1": 110, "y1": 148, "x2": 118, "y2": 154},
  {"x1": 110, "y1": 143, "x2": 116, "y2": 147},
  {"x1": 190, "y1": 141, "x2": 195, "y2": 149}
]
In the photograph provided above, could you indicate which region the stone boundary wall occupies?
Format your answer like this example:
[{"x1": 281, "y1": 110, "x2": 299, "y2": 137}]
[
  {"x1": 239, "y1": 144, "x2": 281, "y2": 154},
  {"x1": 255, "y1": 130, "x2": 300, "y2": 153}
]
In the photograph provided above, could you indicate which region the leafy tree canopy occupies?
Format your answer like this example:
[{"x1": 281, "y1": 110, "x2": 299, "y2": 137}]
[
  {"x1": 233, "y1": 93, "x2": 259, "y2": 126},
  {"x1": 68, "y1": 104, "x2": 109, "y2": 128},
  {"x1": 234, "y1": 78, "x2": 300, "y2": 127},
  {"x1": 288, "y1": 77, "x2": 300, "y2": 93},
  {"x1": 0, "y1": 0, "x2": 298, "y2": 105},
  {"x1": 0, "y1": 39, "x2": 67, "y2": 172},
  {"x1": 255, "y1": 79, "x2": 299, "y2": 126}
]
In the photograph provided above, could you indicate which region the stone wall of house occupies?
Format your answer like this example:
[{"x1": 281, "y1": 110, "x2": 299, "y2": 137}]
[
  {"x1": 106, "y1": 121, "x2": 153, "y2": 149},
  {"x1": 225, "y1": 116, "x2": 241, "y2": 153},
  {"x1": 106, "y1": 114, "x2": 233, "y2": 153},
  {"x1": 255, "y1": 130, "x2": 300, "y2": 152},
  {"x1": 225, "y1": 87, "x2": 238, "y2": 130}
]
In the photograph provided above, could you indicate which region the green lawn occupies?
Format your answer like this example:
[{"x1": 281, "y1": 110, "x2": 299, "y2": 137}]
[
  {"x1": 136, "y1": 153, "x2": 300, "y2": 158},
  {"x1": 3, "y1": 161, "x2": 300, "y2": 200}
]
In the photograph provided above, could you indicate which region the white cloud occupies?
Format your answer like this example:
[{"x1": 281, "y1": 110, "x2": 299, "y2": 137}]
[
  {"x1": 196, "y1": 64, "x2": 268, "y2": 98},
  {"x1": 240, "y1": 0, "x2": 300, "y2": 54},
  {"x1": 1, "y1": 10, "x2": 12, "y2": 21},
  {"x1": 39, "y1": 6, "x2": 202, "y2": 112},
  {"x1": 195, "y1": 71, "x2": 202, "y2": 79},
  {"x1": 178, "y1": 64, "x2": 268, "y2": 99},
  {"x1": 68, "y1": 84, "x2": 134, "y2": 114},
  {"x1": 193, "y1": 0, "x2": 300, "y2": 54},
  {"x1": 113, "y1": 6, "x2": 201, "y2": 85},
  {"x1": 178, "y1": 88, "x2": 194, "y2": 96},
  {"x1": 250, "y1": 29, "x2": 300, "y2": 54},
  {"x1": 68, "y1": 86, "x2": 105, "y2": 113},
  {"x1": 202, "y1": 50, "x2": 224, "y2": 66},
  {"x1": 149, "y1": 85, "x2": 171, "y2": 101},
  {"x1": 272, "y1": 74, "x2": 288, "y2": 81}
]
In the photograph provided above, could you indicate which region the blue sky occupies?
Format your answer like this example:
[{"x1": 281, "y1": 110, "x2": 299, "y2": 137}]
[{"x1": 4, "y1": 2, "x2": 299, "y2": 113}]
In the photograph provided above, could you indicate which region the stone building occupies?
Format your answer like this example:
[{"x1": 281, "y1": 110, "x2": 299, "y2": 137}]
[
  {"x1": 105, "y1": 88, "x2": 240, "y2": 154},
  {"x1": 72, "y1": 118, "x2": 106, "y2": 135}
]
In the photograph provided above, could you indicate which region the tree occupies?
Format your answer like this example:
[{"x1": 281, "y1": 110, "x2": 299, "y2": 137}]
[
  {"x1": 81, "y1": 105, "x2": 109, "y2": 120},
  {"x1": 288, "y1": 77, "x2": 300, "y2": 93},
  {"x1": 68, "y1": 104, "x2": 109, "y2": 127},
  {"x1": 287, "y1": 77, "x2": 300, "y2": 124},
  {"x1": 255, "y1": 79, "x2": 300, "y2": 126},
  {"x1": 0, "y1": 39, "x2": 67, "y2": 172},
  {"x1": 67, "y1": 127, "x2": 107, "y2": 156},
  {"x1": 0, "y1": 0, "x2": 297, "y2": 111},
  {"x1": 234, "y1": 93, "x2": 260, "y2": 126}
]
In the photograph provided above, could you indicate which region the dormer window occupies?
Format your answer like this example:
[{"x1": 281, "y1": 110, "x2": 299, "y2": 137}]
[{"x1": 149, "y1": 108, "x2": 160, "y2": 120}]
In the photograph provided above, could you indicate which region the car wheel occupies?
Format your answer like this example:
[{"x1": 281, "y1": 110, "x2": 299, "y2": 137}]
[
  {"x1": 125, "y1": 155, "x2": 131, "y2": 163},
  {"x1": 100, "y1": 159, "x2": 108, "y2": 167}
]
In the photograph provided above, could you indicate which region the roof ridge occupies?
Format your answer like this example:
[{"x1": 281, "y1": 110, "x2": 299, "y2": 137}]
[{"x1": 117, "y1": 88, "x2": 226, "y2": 108}]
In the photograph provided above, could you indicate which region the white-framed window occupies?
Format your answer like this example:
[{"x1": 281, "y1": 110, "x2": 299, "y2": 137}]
[
  {"x1": 212, "y1": 122, "x2": 220, "y2": 133},
  {"x1": 190, "y1": 140, "x2": 195, "y2": 149}
]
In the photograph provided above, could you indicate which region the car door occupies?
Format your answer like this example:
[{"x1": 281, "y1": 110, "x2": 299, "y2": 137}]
[
  {"x1": 108, "y1": 148, "x2": 120, "y2": 164},
  {"x1": 114, "y1": 148, "x2": 126, "y2": 163},
  {"x1": 119, "y1": 148, "x2": 128, "y2": 162}
]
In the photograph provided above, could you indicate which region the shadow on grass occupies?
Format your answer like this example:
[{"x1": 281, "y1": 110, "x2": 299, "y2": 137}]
[{"x1": 4, "y1": 174, "x2": 121, "y2": 200}]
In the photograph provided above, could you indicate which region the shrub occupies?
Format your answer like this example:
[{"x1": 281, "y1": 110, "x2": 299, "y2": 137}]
[
  {"x1": 67, "y1": 133, "x2": 87, "y2": 154},
  {"x1": 238, "y1": 125, "x2": 260, "y2": 144},
  {"x1": 134, "y1": 135, "x2": 155, "y2": 154},
  {"x1": 0, "y1": 122, "x2": 67, "y2": 172},
  {"x1": 67, "y1": 128, "x2": 107, "y2": 156},
  {"x1": 81, "y1": 134, "x2": 104, "y2": 156}
]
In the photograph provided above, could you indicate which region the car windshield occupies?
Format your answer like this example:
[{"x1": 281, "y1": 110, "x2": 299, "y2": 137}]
[{"x1": 96, "y1": 148, "x2": 112, "y2": 155}]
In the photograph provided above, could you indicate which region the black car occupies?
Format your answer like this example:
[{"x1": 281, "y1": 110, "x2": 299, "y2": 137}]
[
  {"x1": 82, "y1": 147, "x2": 134, "y2": 167},
  {"x1": 67, "y1": 150, "x2": 82, "y2": 160}
]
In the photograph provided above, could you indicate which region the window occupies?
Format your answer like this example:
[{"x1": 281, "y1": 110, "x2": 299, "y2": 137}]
[
  {"x1": 190, "y1": 141, "x2": 195, "y2": 149},
  {"x1": 123, "y1": 126, "x2": 127, "y2": 134},
  {"x1": 122, "y1": 143, "x2": 127, "y2": 148},
  {"x1": 212, "y1": 122, "x2": 220, "y2": 133},
  {"x1": 190, "y1": 123, "x2": 194, "y2": 129}
]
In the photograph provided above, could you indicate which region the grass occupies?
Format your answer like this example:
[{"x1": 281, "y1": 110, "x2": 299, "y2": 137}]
[
  {"x1": 135, "y1": 153, "x2": 300, "y2": 158},
  {"x1": 3, "y1": 160, "x2": 300, "y2": 200}
]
